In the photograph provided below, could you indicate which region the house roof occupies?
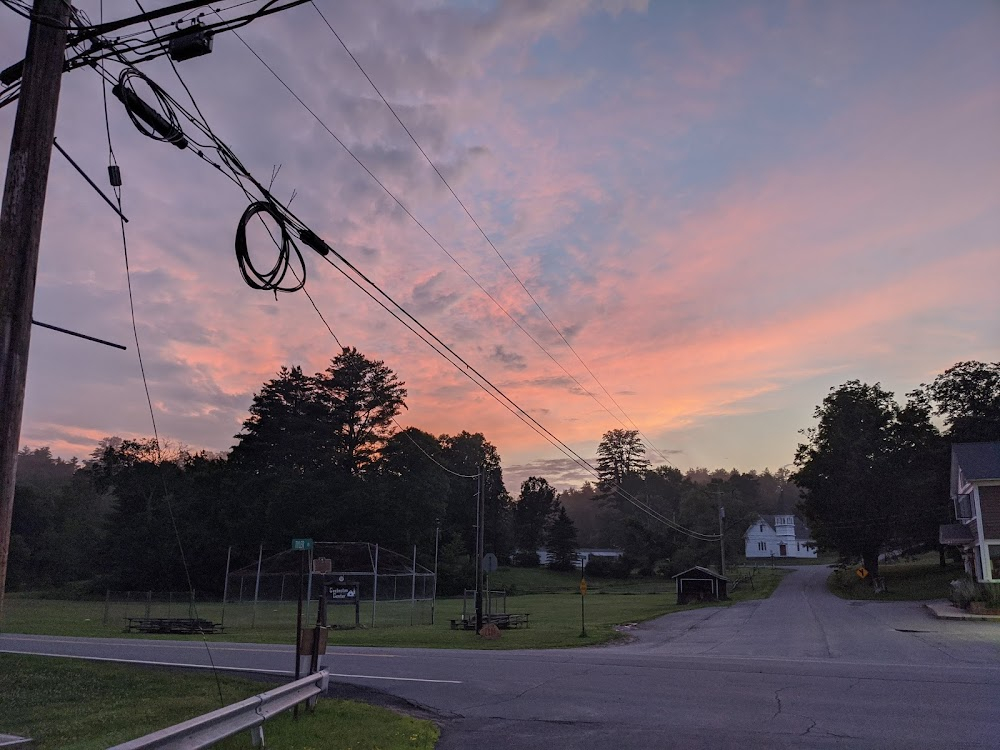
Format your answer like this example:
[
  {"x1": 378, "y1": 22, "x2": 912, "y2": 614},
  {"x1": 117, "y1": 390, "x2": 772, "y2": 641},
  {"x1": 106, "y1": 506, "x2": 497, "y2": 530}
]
[
  {"x1": 671, "y1": 565, "x2": 729, "y2": 581},
  {"x1": 952, "y1": 442, "x2": 1000, "y2": 484},
  {"x1": 747, "y1": 515, "x2": 813, "y2": 541}
]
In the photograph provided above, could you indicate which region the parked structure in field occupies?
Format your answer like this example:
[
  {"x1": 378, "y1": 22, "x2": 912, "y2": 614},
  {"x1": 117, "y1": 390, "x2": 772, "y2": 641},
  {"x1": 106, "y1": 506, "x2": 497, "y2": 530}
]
[
  {"x1": 536, "y1": 547, "x2": 623, "y2": 569},
  {"x1": 940, "y1": 442, "x2": 1000, "y2": 583},
  {"x1": 744, "y1": 515, "x2": 816, "y2": 559},
  {"x1": 673, "y1": 566, "x2": 729, "y2": 604}
]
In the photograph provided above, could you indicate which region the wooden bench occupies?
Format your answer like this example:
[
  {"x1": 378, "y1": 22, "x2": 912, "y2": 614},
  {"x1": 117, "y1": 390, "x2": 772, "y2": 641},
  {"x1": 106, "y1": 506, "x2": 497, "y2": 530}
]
[{"x1": 125, "y1": 617, "x2": 225, "y2": 635}]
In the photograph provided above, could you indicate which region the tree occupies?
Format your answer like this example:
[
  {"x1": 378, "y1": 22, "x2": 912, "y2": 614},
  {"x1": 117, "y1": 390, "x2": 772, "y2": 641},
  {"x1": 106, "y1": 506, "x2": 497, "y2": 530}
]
[
  {"x1": 229, "y1": 366, "x2": 329, "y2": 474},
  {"x1": 793, "y1": 381, "x2": 943, "y2": 580},
  {"x1": 924, "y1": 361, "x2": 1000, "y2": 443},
  {"x1": 514, "y1": 477, "x2": 558, "y2": 553},
  {"x1": 320, "y1": 347, "x2": 407, "y2": 475},
  {"x1": 439, "y1": 432, "x2": 513, "y2": 559},
  {"x1": 596, "y1": 429, "x2": 649, "y2": 490},
  {"x1": 545, "y1": 504, "x2": 579, "y2": 571}
]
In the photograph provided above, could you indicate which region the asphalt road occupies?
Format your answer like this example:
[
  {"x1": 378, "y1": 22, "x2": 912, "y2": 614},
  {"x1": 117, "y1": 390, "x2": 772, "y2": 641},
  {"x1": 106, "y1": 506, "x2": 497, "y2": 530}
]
[{"x1": 3, "y1": 566, "x2": 1000, "y2": 748}]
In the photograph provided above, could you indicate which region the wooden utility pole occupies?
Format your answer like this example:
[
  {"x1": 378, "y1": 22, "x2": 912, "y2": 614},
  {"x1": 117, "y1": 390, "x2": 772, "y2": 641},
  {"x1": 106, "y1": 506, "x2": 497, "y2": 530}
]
[
  {"x1": 0, "y1": 0, "x2": 72, "y2": 619},
  {"x1": 719, "y1": 504, "x2": 726, "y2": 577}
]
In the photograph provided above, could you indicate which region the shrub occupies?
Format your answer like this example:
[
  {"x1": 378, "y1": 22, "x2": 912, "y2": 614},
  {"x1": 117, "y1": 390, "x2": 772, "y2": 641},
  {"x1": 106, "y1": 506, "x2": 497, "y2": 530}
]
[
  {"x1": 511, "y1": 550, "x2": 540, "y2": 568},
  {"x1": 949, "y1": 578, "x2": 1000, "y2": 609},
  {"x1": 585, "y1": 555, "x2": 630, "y2": 579}
]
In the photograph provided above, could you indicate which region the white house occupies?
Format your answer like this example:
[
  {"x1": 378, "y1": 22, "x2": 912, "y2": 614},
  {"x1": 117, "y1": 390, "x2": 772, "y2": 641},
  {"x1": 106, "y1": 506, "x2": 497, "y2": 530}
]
[
  {"x1": 744, "y1": 515, "x2": 816, "y2": 559},
  {"x1": 940, "y1": 442, "x2": 1000, "y2": 583},
  {"x1": 537, "y1": 547, "x2": 623, "y2": 569}
]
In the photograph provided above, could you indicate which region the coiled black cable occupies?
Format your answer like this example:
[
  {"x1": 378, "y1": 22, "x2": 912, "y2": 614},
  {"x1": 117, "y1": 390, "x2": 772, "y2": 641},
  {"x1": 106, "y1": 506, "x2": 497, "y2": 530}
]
[
  {"x1": 113, "y1": 68, "x2": 187, "y2": 148},
  {"x1": 234, "y1": 200, "x2": 306, "y2": 293}
]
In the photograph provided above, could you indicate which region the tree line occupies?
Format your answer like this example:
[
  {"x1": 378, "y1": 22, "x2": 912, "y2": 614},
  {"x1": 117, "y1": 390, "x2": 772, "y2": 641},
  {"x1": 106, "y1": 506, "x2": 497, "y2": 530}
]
[{"x1": 10, "y1": 353, "x2": 997, "y2": 595}]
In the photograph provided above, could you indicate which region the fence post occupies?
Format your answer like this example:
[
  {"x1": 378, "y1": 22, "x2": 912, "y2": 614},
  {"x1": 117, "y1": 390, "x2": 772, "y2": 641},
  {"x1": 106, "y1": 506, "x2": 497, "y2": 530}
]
[
  {"x1": 305, "y1": 547, "x2": 314, "y2": 623},
  {"x1": 411, "y1": 545, "x2": 417, "y2": 626},
  {"x1": 103, "y1": 589, "x2": 110, "y2": 626},
  {"x1": 371, "y1": 544, "x2": 379, "y2": 628},
  {"x1": 145, "y1": 591, "x2": 151, "y2": 619},
  {"x1": 252, "y1": 544, "x2": 263, "y2": 629},
  {"x1": 221, "y1": 545, "x2": 232, "y2": 628}
]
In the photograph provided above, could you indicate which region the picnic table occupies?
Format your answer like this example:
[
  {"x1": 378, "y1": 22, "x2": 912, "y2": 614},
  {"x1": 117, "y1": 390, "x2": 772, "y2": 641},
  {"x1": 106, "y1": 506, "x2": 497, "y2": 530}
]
[
  {"x1": 450, "y1": 613, "x2": 530, "y2": 631},
  {"x1": 125, "y1": 617, "x2": 225, "y2": 635}
]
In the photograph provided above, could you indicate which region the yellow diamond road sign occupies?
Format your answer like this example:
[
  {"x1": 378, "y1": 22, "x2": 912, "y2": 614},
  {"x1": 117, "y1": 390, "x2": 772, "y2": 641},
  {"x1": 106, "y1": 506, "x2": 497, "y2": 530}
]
[{"x1": 856, "y1": 567, "x2": 869, "y2": 579}]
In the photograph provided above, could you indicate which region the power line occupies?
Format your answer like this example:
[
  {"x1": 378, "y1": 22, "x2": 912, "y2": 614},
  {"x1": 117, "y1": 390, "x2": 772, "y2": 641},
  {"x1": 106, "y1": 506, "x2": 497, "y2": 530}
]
[
  {"x1": 306, "y1": 2, "x2": 676, "y2": 467},
  {"x1": 389, "y1": 420, "x2": 480, "y2": 479},
  {"x1": 99, "y1": 54, "x2": 719, "y2": 542},
  {"x1": 220, "y1": 24, "x2": 673, "y2": 460}
]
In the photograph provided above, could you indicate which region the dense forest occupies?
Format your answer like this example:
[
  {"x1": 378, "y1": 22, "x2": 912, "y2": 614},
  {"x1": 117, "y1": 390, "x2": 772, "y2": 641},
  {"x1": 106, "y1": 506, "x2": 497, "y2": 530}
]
[{"x1": 9, "y1": 355, "x2": 998, "y2": 595}]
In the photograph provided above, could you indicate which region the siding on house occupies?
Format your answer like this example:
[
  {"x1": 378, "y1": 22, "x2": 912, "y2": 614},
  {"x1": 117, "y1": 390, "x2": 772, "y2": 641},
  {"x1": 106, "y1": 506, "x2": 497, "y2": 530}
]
[
  {"x1": 744, "y1": 515, "x2": 817, "y2": 559},
  {"x1": 980, "y1": 485, "x2": 1000, "y2": 538}
]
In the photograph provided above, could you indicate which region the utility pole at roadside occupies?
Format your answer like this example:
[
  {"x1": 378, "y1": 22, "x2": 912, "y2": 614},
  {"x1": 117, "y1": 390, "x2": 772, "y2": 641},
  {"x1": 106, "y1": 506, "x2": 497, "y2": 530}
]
[
  {"x1": 719, "y1": 504, "x2": 726, "y2": 577},
  {"x1": 0, "y1": 0, "x2": 73, "y2": 620}
]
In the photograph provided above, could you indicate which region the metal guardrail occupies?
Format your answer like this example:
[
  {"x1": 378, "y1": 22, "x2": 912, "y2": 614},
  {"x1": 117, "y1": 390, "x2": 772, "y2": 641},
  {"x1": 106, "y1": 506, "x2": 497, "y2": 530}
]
[{"x1": 107, "y1": 670, "x2": 329, "y2": 749}]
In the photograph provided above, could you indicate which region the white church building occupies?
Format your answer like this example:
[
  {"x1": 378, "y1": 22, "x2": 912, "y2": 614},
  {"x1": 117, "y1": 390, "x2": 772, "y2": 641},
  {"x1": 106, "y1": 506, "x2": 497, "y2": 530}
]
[{"x1": 744, "y1": 514, "x2": 817, "y2": 559}]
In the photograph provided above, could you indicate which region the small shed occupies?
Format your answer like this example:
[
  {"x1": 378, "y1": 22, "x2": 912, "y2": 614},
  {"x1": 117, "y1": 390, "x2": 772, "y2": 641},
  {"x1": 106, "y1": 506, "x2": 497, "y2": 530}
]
[{"x1": 673, "y1": 566, "x2": 729, "y2": 604}]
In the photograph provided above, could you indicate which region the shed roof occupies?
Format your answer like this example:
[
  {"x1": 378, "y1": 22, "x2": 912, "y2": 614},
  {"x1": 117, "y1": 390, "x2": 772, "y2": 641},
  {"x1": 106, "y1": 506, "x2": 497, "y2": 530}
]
[
  {"x1": 671, "y1": 565, "x2": 729, "y2": 582},
  {"x1": 939, "y1": 523, "x2": 975, "y2": 546}
]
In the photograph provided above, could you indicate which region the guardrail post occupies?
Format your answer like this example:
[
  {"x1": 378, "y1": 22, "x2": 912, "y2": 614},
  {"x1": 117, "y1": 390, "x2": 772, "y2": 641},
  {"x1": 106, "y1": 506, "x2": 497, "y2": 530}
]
[{"x1": 249, "y1": 725, "x2": 264, "y2": 747}]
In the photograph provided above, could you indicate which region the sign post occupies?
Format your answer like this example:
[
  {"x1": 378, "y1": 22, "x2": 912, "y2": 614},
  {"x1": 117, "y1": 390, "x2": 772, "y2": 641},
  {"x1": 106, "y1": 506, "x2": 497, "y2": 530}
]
[
  {"x1": 291, "y1": 538, "x2": 312, "y2": 718},
  {"x1": 579, "y1": 577, "x2": 588, "y2": 638},
  {"x1": 482, "y1": 552, "x2": 498, "y2": 624}
]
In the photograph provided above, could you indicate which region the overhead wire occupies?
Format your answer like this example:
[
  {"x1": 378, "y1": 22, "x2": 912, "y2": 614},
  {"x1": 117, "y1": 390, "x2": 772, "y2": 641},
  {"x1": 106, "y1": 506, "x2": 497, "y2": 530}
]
[
  {"x1": 388, "y1": 419, "x2": 480, "y2": 479},
  {"x1": 222, "y1": 11, "x2": 676, "y2": 468},
  {"x1": 306, "y1": 2, "x2": 676, "y2": 467},
  {"x1": 97, "y1": 3, "x2": 235, "y2": 703},
  {"x1": 94, "y1": 43, "x2": 718, "y2": 539}
]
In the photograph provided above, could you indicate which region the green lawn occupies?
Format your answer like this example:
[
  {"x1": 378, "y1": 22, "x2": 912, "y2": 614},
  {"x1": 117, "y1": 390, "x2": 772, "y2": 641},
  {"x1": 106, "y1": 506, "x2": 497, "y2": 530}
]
[
  {"x1": 0, "y1": 653, "x2": 438, "y2": 750},
  {"x1": 1, "y1": 568, "x2": 787, "y2": 650},
  {"x1": 826, "y1": 554, "x2": 964, "y2": 601}
]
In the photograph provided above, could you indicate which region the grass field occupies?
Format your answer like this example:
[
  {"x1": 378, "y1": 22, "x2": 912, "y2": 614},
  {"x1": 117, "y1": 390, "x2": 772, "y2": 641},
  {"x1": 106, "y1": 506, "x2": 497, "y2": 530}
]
[
  {"x1": 1, "y1": 567, "x2": 787, "y2": 649},
  {"x1": 826, "y1": 554, "x2": 964, "y2": 601},
  {"x1": 0, "y1": 653, "x2": 438, "y2": 750}
]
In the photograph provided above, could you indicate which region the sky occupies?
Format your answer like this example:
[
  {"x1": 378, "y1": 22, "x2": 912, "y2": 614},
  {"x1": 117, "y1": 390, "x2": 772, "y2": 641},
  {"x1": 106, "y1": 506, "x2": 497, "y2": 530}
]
[{"x1": 2, "y1": 0, "x2": 998, "y2": 491}]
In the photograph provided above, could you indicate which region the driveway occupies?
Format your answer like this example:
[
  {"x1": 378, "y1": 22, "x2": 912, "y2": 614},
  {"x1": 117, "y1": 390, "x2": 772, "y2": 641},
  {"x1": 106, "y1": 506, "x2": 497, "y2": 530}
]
[{"x1": 3, "y1": 566, "x2": 999, "y2": 748}]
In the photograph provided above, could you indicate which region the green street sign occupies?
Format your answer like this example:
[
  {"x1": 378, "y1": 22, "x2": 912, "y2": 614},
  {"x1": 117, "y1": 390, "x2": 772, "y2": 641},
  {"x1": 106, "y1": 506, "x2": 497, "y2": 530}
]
[{"x1": 291, "y1": 538, "x2": 314, "y2": 551}]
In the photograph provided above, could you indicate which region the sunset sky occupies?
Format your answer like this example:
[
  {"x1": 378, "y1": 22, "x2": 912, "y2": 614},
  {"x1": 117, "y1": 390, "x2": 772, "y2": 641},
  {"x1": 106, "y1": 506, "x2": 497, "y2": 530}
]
[{"x1": 2, "y1": 0, "x2": 998, "y2": 490}]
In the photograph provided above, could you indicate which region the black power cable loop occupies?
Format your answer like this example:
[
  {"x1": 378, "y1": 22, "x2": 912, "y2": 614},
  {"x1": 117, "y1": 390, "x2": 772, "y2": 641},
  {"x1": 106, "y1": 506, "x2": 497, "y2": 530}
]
[{"x1": 234, "y1": 200, "x2": 306, "y2": 293}]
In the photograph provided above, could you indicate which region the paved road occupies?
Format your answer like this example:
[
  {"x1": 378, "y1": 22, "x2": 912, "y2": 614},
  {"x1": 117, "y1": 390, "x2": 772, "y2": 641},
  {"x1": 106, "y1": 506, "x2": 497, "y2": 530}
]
[{"x1": 3, "y1": 567, "x2": 1000, "y2": 748}]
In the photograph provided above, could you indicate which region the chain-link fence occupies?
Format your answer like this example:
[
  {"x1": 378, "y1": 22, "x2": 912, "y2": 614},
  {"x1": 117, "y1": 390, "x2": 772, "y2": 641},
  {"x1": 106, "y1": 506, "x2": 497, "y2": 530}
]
[{"x1": 222, "y1": 542, "x2": 437, "y2": 629}]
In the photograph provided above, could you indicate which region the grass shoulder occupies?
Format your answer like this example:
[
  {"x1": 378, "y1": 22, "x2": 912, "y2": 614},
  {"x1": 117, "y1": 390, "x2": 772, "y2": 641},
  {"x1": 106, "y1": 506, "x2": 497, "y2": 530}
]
[
  {"x1": 826, "y1": 554, "x2": 963, "y2": 601},
  {"x1": 0, "y1": 653, "x2": 438, "y2": 750}
]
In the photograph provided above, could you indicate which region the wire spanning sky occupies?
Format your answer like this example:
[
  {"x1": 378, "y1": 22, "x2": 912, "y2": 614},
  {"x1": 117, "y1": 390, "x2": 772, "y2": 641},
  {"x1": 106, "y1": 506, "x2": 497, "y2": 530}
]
[{"x1": 2, "y1": 0, "x2": 998, "y2": 490}]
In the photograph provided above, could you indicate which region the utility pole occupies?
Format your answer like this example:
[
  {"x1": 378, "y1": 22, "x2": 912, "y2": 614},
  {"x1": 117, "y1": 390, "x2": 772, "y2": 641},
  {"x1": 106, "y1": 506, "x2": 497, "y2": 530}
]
[
  {"x1": 719, "y1": 504, "x2": 726, "y2": 577},
  {"x1": 0, "y1": 0, "x2": 72, "y2": 620},
  {"x1": 475, "y1": 466, "x2": 485, "y2": 633}
]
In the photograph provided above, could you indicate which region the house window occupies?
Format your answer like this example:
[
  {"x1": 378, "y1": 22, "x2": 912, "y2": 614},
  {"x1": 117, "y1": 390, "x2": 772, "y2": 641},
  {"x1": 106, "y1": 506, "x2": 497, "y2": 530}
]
[
  {"x1": 797, "y1": 543, "x2": 801, "y2": 551},
  {"x1": 758, "y1": 542, "x2": 766, "y2": 551},
  {"x1": 760, "y1": 524, "x2": 765, "y2": 532},
  {"x1": 989, "y1": 545, "x2": 1000, "y2": 581}
]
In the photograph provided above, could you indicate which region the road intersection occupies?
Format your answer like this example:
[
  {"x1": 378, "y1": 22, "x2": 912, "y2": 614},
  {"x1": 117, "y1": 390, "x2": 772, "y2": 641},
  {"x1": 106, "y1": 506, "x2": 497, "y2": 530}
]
[{"x1": 3, "y1": 566, "x2": 999, "y2": 748}]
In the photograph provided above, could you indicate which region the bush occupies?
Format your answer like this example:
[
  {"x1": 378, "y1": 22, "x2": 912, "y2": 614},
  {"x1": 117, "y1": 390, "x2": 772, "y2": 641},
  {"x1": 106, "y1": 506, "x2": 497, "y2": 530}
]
[
  {"x1": 548, "y1": 557, "x2": 578, "y2": 572},
  {"x1": 585, "y1": 555, "x2": 630, "y2": 579},
  {"x1": 949, "y1": 578, "x2": 1000, "y2": 609},
  {"x1": 511, "y1": 550, "x2": 540, "y2": 568}
]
